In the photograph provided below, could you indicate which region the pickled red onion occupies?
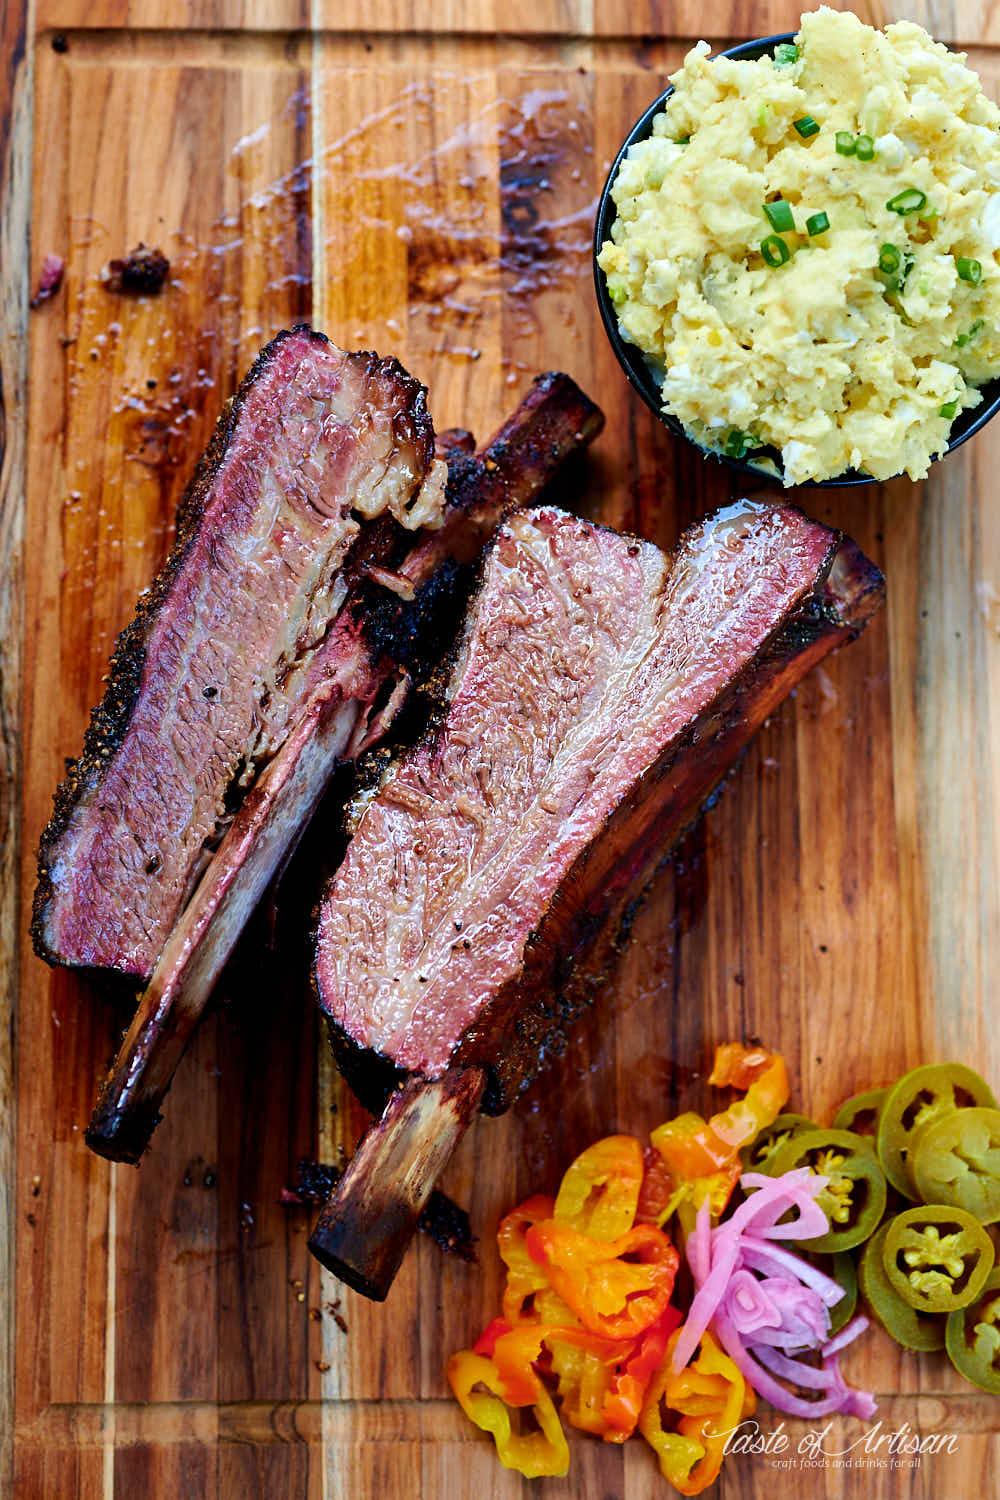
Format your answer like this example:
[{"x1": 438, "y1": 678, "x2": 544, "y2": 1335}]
[{"x1": 669, "y1": 1170, "x2": 876, "y2": 1418}]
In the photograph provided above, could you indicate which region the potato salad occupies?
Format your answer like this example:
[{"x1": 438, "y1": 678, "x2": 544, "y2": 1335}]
[{"x1": 597, "y1": 8, "x2": 1000, "y2": 483}]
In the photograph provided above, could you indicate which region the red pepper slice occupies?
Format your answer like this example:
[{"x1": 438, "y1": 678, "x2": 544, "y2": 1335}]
[
  {"x1": 602, "y1": 1304, "x2": 683, "y2": 1440},
  {"x1": 473, "y1": 1317, "x2": 513, "y2": 1359},
  {"x1": 490, "y1": 1323, "x2": 552, "y2": 1406}
]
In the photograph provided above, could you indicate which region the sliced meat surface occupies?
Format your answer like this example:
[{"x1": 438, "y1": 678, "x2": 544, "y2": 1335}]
[
  {"x1": 81, "y1": 372, "x2": 605, "y2": 1165},
  {"x1": 315, "y1": 499, "x2": 883, "y2": 1110},
  {"x1": 33, "y1": 326, "x2": 446, "y2": 979}
]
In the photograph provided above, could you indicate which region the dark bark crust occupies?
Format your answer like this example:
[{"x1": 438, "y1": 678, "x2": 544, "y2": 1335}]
[
  {"x1": 32, "y1": 324, "x2": 437, "y2": 971},
  {"x1": 351, "y1": 557, "x2": 471, "y2": 687}
]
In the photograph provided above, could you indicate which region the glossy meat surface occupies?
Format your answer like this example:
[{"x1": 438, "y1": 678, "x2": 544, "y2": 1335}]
[
  {"x1": 34, "y1": 327, "x2": 445, "y2": 978},
  {"x1": 316, "y1": 499, "x2": 883, "y2": 1104}
]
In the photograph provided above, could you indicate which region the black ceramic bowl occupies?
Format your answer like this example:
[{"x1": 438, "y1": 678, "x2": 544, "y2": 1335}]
[{"x1": 594, "y1": 32, "x2": 1000, "y2": 487}]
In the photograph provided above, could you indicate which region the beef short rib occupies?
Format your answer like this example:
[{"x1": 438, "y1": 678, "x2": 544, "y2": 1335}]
[
  {"x1": 83, "y1": 372, "x2": 604, "y2": 1163},
  {"x1": 310, "y1": 498, "x2": 883, "y2": 1296},
  {"x1": 33, "y1": 326, "x2": 447, "y2": 980}
]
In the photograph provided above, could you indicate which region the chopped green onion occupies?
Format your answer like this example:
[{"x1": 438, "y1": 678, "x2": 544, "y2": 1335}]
[
  {"x1": 835, "y1": 131, "x2": 856, "y2": 156},
  {"x1": 855, "y1": 134, "x2": 875, "y2": 161},
  {"x1": 887, "y1": 187, "x2": 927, "y2": 215},
  {"x1": 878, "y1": 245, "x2": 914, "y2": 296},
  {"x1": 939, "y1": 401, "x2": 959, "y2": 419},
  {"x1": 806, "y1": 211, "x2": 830, "y2": 236},
  {"x1": 760, "y1": 234, "x2": 791, "y2": 268},
  {"x1": 608, "y1": 281, "x2": 627, "y2": 306},
  {"x1": 957, "y1": 256, "x2": 983, "y2": 285},
  {"x1": 674, "y1": 135, "x2": 691, "y2": 145},
  {"x1": 955, "y1": 318, "x2": 985, "y2": 347},
  {"x1": 764, "y1": 199, "x2": 795, "y2": 232},
  {"x1": 774, "y1": 42, "x2": 799, "y2": 65},
  {"x1": 794, "y1": 115, "x2": 820, "y2": 139},
  {"x1": 724, "y1": 428, "x2": 757, "y2": 458},
  {"x1": 878, "y1": 243, "x2": 901, "y2": 275}
]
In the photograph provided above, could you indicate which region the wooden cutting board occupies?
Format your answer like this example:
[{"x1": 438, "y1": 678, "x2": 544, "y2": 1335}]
[{"x1": 3, "y1": 2, "x2": 999, "y2": 1495}]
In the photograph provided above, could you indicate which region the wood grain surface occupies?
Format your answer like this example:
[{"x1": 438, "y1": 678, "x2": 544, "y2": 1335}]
[{"x1": 3, "y1": 3, "x2": 1000, "y2": 1497}]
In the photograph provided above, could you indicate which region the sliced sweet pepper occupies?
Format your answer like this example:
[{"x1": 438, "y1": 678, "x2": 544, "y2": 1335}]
[
  {"x1": 710, "y1": 1042, "x2": 783, "y2": 1093},
  {"x1": 553, "y1": 1134, "x2": 645, "y2": 1240},
  {"x1": 447, "y1": 1348, "x2": 570, "y2": 1478},
  {"x1": 639, "y1": 1328, "x2": 754, "y2": 1495},
  {"x1": 636, "y1": 1146, "x2": 682, "y2": 1225},
  {"x1": 497, "y1": 1195, "x2": 557, "y2": 1325},
  {"x1": 688, "y1": 1161, "x2": 742, "y2": 1216},
  {"x1": 490, "y1": 1323, "x2": 553, "y2": 1405},
  {"x1": 545, "y1": 1326, "x2": 630, "y2": 1436},
  {"x1": 637, "y1": 1146, "x2": 740, "y2": 1234},
  {"x1": 542, "y1": 1310, "x2": 683, "y2": 1443},
  {"x1": 475, "y1": 1320, "x2": 645, "y2": 1442},
  {"x1": 473, "y1": 1317, "x2": 512, "y2": 1359},
  {"x1": 651, "y1": 1044, "x2": 789, "y2": 1180},
  {"x1": 602, "y1": 1304, "x2": 683, "y2": 1441},
  {"x1": 526, "y1": 1219, "x2": 679, "y2": 1339}
]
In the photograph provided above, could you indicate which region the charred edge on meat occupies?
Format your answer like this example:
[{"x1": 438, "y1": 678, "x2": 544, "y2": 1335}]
[
  {"x1": 352, "y1": 505, "x2": 663, "y2": 773},
  {"x1": 343, "y1": 434, "x2": 522, "y2": 674},
  {"x1": 319, "y1": 530, "x2": 884, "y2": 1116},
  {"x1": 325, "y1": 559, "x2": 483, "y2": 845},
  {"x1": 32, "y1": 325, "x2": 437, "y2": 969},
  {"x1": 322, "y1": 1014, "x2": 407, "y2": 1116},
  {"x1": 351, "y1": 558, "x2": 473, "y2": 686},
  {"x1": 435, "y1": 428, "x2": 476, "y2": 460},
  {"x1": 420, "y1": 374, "x2": 604, "y2": 570},
  {"x1": 340, "y1": 513, "x2": 413, "y2": 582}
]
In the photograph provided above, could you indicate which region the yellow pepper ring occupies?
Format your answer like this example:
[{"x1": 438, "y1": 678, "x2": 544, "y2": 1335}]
[
  {"x1": 639, "y1": 1329, "x2": 754, "y2": 1495},
  {"x1": 446, "y1": 1349, "x2": 570, "y2": 1479}
]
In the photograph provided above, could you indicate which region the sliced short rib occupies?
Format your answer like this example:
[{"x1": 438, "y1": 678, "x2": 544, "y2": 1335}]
[
  {"x1": 33, "y1": 326, "x2": 447, "y2": 980},
  {"x1": 316, "y1": 499, "x2": 884, "y2": 1113},
  {"x1": 82, "y1": 372, "x2": 605, "y2": 1164}
]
